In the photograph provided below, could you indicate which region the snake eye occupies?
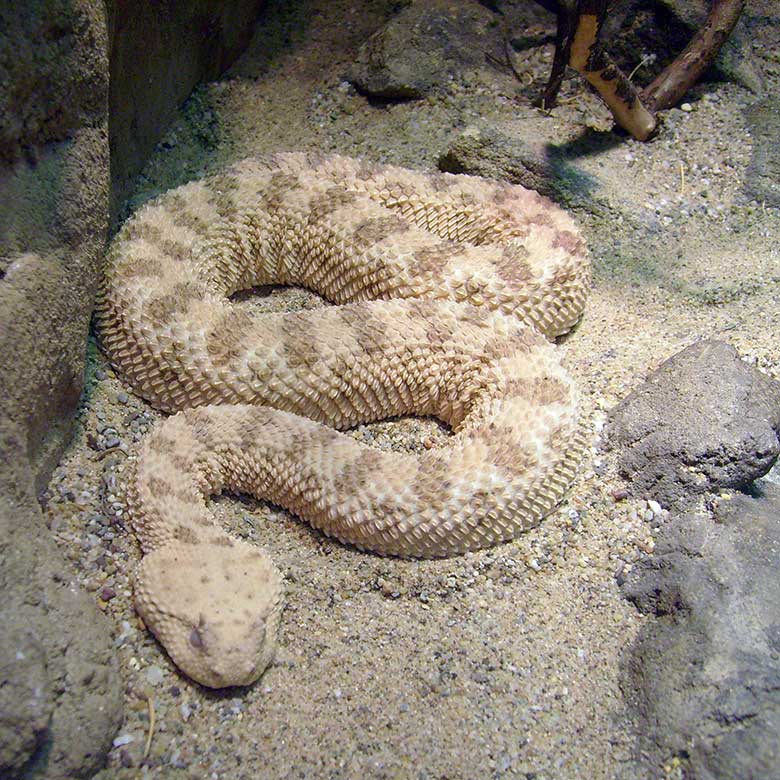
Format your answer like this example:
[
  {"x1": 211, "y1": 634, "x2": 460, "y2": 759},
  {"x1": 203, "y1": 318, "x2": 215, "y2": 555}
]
[{"x1": 189, "y1": 625, "x2": 205, "y2": 649}]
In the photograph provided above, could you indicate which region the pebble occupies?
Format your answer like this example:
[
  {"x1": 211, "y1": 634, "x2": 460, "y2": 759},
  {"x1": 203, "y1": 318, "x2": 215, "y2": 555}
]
[
  {"x1": 112, "y1": 733, "x2": 135, "y2": 747},
  {"x1": 146, "y1": 665, "x2": 165, "y2": 685},
  {"x1": 117, "y1": 391, "x2": 129, "y2": 404},
  {"x1": 100, "y1": 586, "x2": 116, "y2": 601},
  {"x1": 647, "y1": 500, "x2": 662, "y2": 516},
  {"x1": 681, "y1": 102, "x2": 693, "y2": 112}
]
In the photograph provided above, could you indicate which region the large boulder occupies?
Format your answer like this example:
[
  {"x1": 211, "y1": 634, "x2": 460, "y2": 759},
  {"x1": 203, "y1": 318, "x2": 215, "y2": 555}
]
[
  {"x1": 348, "y1": 0, "x2": 503, "y2": 100},
  {"x1": 0, "y1": 1, "x2": 266, "y2": 776},
  {"x1": 0, "y1": 3, "x2": 122, "y2": 777},
  {"x1": 607, "y1": 340, "x2": 780, "y2": 506},
  {"x1": 620, "y1": 485, "x2": 780, "y2": 779}
]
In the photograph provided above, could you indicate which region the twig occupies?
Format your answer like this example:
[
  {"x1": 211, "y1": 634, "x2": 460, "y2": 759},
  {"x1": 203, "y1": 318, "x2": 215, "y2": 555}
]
[
  {"x1": 567, "y1": 0, "x2": 657, "y2": 140},
  {"x1": 642, "y1": 0, "x2": 746, "y2": 111},
  {"x1": 143, "y1": 695, "x2": 156, "y2": 758}
]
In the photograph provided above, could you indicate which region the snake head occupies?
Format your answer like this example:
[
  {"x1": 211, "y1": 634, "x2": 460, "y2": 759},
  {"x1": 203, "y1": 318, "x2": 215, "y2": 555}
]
[{"x1": 133, "y1": 539, "x2": 283, "y2": 688}]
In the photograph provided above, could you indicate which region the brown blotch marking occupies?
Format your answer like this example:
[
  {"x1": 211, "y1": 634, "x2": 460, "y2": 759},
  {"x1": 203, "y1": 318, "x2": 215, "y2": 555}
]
[
  {"x1": 203, "y1": 308, "x2": 254, "y2": 367},
  {"x1": 494, "y1": 246, "x2": 534, "y2": 288},
  {"x1": 169, "y1": 451, "x2": 194, "y2": 472},
  {"x1": 255, "y1": 171, "x2": 305, "y2": 215},
  {"x1": 277, "y1": 312, "x2": 326, "y2": 369},
  {"x1": 175, "y1": 525, "x2": 200, "y2": 544},
  {"x1": 352, "y1": 215, "x2": 409, "y2": 248},
  {"x1": 145, "y1": 280, "x2": 201, "y2": 324},
  {"x1": 490, "y1": 183, "x2": 516, "y2": 205},
  {"x1": 145, "y1": 475, "x2": 173, "y2": 497},
  {"x1": 166, "y1": 192, "x2": 211, "y2": 234},
  {"x1": 132, "y1": 256, "x2": 164, "y2": 278},
  {"x1": 149, "y1": 434, "x2": 178, "y2": 456},
  {"x1": 214, "y1": 537, "x2": 235, "y2": 548},
  {"x1": 333, "y1": 449, "x2": 386, "y2": 495},
  {"x1": 125, "y1": 220, "x2": 163, "y2": 244},
  {"x1": 308, "y1": 186, "x2": 360, "y2": 222},
  {"x1": 412, "y1": 243, "x2": 463, "y2": 276},
  {"x1": 185, "y1": 407, "x2": 217, "y2": 430},
  {"x1": 506, "y1": 375, "x2": 570, "y2": 406},
  {"x1": 487, "y1": 427, "x2": 538, "y2": 475},
  {"x1": 412, "y1": 456, "x2": 452, "y2": 505},
  {"x1": 552, "y1": 229, "x2": 585, "y2": 257},
  {"x1": 338, "y1": 305, "x2": 392, "y2": 354},
  {"x1": 425, "y1": 172, "x2": 458, "y2": 193},
  {"x1": 356, "y1": 159, "x2": 383, "y2": 181},
  {"x1": 398, "y1": 298, "x2": 455, "y2": 348}
]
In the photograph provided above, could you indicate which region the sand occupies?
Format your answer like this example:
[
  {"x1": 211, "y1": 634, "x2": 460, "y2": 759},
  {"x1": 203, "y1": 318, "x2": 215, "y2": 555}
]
[{"x1": 45, "y1": 1, "x2": 780, "y2": 778}]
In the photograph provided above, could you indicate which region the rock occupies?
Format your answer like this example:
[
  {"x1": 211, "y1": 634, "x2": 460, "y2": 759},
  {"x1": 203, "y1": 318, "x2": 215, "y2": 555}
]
[
  {"x1": 438, "y1": 124, "x2": 600, "y2": 210},
  {"x1": 0, "y1": 3, "x2": 122, "y2": 775},
  {"x1": 348, "y1": 0, "x2": 502, "y2": 99},
  {"x1": 607, "y1": 340, "x2": 780, "y2": 506},
  {"x1": 108, "y1": 0, "x2": 267, "y2": 221},
  {"x1": 0, "y1": 630, "x2": 52, "y2": 775},
  {"x1": 0, "y1": 1, "x2": 265, "y2": 777},
  {"x1": 745, "y1": 96, "x2": 780, "y2": 208},
  {"x1": 620, "y1": 484, "x2": 780, "y2": 779}
]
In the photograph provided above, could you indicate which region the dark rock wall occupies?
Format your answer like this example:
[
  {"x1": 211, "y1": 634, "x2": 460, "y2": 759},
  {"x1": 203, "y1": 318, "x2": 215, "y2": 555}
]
[
  {"x1": 0, "y1": 1, "x2": 265, "y2": 777},
  {"x1": 108, "y1": 0, "x2": 266, "y2": 222}
]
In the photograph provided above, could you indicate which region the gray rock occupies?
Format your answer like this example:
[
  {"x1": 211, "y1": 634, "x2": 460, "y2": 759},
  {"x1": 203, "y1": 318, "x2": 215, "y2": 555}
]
[
  {"x1": 0, "y1": 4, "x2": 121, "y2": 775},
  {"x1": 607, "y1": 340, "x2": 780, "y2": 506},
  {"x1": 0, "y1": 1, "x2": 265, "y2": 777},
  {"x1": 745, "y1": 96, "x2": 780, "y2": 208},
  {"x1": 108, "y1": 0, "x2": 267, "y2": 222},
  {"x1": 438, "y1": 124, "x2": 601, "y2": 210},
  {"x1": 348, "y1": 0, "x2": 502, "y2": 99},
  {"x1": 0, "y1": 630, "x2": 52, "y2": 775},
  {"x1": 620, "y1": 484, "x2": 780, "y2": 780}
]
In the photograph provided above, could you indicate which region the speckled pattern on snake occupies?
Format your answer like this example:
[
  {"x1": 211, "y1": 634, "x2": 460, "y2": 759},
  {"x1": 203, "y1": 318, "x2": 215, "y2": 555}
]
[{"x1": 96, "y1": 152, "x2": 591, "y2": 688}]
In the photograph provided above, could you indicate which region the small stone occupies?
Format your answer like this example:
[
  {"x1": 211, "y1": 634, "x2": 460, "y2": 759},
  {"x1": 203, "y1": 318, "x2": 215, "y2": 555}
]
[
  {"x1": 612, "y1": 488, "x2": 629, "y2": 502},
  {"x1": 95, "y1": 368, "x2": 107, "y2": 381},
  {"x1": 99, "y1": 586, "x2": 116, "y2": 602},
  {"x1": 647, "y1": 500, "x2": 663, "y2": 516},
  {"x1": 112, "y1": 733, "x2": 135, "y2": 747},
  {"x1": 146, "y1": 665, "x2": 165, "y2": 686},
  {"x1": 681, "y1": 102, "x2": 693, "y2": 112},
  {"x1": 117, "y1": 391, "x2": 129, "y2": 404}
]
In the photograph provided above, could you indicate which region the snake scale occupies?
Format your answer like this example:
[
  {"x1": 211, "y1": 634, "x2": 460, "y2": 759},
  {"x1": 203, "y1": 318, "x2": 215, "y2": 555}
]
[{"x1": 96, "y1": 152, "x2": 590, "y2": 687}]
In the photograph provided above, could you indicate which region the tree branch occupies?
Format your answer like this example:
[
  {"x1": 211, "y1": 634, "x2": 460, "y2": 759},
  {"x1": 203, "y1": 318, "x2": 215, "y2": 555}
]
[{"x1": 641, "y1": 0, "x2": 747, "y2": 111}]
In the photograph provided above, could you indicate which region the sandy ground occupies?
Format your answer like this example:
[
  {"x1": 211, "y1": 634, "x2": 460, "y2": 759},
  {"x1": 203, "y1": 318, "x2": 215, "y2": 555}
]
[{"x1": 45, "y1": 1, "x2": 779, "y2": 778}]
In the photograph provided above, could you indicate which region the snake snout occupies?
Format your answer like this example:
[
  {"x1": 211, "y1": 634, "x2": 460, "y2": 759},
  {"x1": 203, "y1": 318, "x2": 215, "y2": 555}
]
[{"x1": 133, "y1": 540, "x2": 284, "y2": 688}]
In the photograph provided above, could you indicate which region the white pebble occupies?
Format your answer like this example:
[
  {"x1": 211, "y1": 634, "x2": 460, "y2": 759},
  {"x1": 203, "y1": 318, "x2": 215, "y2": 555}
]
[
  {"x1": 112, "y1": 733, "x2": 135, "y2": 747},
  {"x1": 146, "y1": 665, "x2": 165, "y2": 685},
  {"x1": 681, "y1": 102, "x2": 693, "y2": 112},
  {"x1": 647, "y1": 500, "x2": 662, "y2": 515}
]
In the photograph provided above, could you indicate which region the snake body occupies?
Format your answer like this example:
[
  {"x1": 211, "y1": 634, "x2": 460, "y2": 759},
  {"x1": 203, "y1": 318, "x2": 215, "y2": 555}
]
[{"x1": 96, "y1": 153, "x2": 590, "y2": 687}]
